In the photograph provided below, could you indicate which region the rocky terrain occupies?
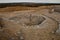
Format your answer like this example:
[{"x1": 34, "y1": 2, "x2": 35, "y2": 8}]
[{"x1": 0, "y1": 4, "x2": 60, "y2": 40}]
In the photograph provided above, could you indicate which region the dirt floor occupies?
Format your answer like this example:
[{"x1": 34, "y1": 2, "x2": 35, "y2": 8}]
[{"x1": 0, "y1": 5, "x2": 60, "y2": 40}]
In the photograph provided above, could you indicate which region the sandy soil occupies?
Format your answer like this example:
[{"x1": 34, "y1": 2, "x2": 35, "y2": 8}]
[{"x1": 0, "y1": 5, "x2": 60, "y2": 40}]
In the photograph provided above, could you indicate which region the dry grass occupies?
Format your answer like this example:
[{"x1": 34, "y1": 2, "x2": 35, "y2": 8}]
[{"x1": 0, "y1": 5, "x2": 52, "y2": 12}]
